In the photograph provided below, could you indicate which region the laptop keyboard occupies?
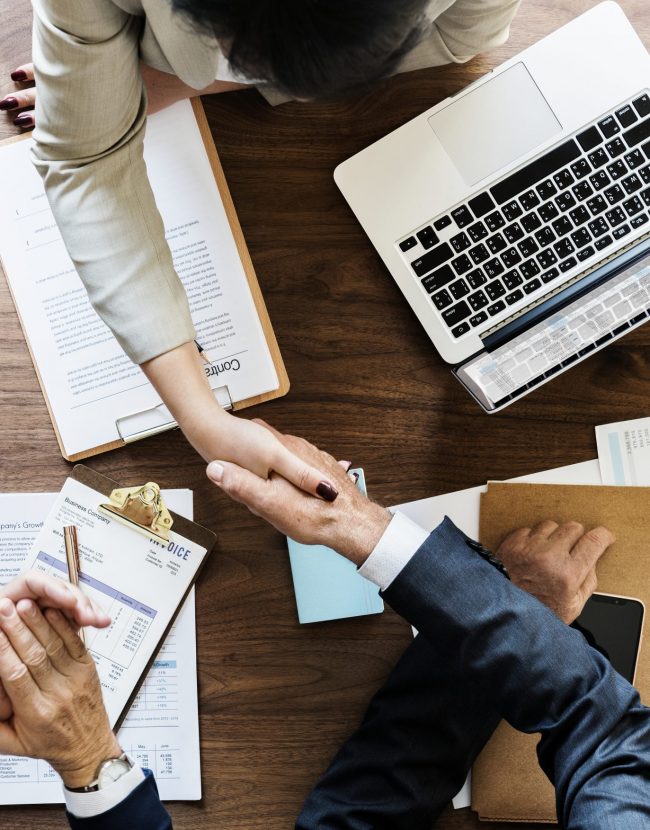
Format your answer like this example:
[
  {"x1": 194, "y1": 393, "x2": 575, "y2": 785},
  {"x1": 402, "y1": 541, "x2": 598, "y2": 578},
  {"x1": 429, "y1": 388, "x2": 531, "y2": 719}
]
[{"x1": 398, "y1": 92, "x2": 650, "y2": 340}]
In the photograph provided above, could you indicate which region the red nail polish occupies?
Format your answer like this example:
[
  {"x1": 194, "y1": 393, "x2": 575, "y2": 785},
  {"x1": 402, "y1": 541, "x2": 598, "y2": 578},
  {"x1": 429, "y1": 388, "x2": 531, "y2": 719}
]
[
  {"x1": 0, "y1": 97, "x2": 18, "y2": 111},
  {"x1": 14, "y1": 114, "x2": 33, "y2": 128},
  {"x1": 316, "y1": 481, "x2": 339, "y2": 502},
  {"x1": 10, "y1": 70, "x2": 28, "y2": 82}
]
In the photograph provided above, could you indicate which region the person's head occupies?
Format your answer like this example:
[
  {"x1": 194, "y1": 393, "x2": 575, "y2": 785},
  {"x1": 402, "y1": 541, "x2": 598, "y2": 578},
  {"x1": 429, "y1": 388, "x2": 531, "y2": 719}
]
[{"x1": 171, "y1": 0, "x2": 429, "y2": 100}]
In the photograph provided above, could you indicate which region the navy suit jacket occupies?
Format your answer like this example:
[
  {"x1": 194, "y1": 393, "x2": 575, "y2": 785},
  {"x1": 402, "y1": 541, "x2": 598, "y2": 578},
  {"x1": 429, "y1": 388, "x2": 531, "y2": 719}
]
[{"x1": 66, "y1": 770, "x2": 172, "y2": 829}]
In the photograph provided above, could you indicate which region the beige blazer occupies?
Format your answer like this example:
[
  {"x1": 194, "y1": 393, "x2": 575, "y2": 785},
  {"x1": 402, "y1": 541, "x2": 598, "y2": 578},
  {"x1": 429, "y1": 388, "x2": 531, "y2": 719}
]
[{"x1": 31, "y1": 0, "x2": 521, "y2": 364}]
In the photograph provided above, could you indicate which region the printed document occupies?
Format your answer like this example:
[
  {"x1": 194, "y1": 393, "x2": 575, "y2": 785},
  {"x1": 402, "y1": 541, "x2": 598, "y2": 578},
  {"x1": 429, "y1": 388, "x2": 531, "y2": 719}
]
[
  {"x1": 0, "y1": 489, "x2": 201, "y2": 804},
  {"x1": 596, "y1": 416, "x2": 650, "y2": 485},
  {"x1": 0, "y1": 101, "x2": 278, "y2": 457}
]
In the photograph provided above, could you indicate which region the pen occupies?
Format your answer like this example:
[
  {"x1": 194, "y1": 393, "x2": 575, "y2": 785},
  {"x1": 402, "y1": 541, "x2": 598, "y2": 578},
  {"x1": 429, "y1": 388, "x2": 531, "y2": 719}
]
[
  {"x1": 63, "y1": 525, "x2": 86, "y2": 646},
  {"x1": 194, "y1": 339, "x2": 212, "y2": 366}
]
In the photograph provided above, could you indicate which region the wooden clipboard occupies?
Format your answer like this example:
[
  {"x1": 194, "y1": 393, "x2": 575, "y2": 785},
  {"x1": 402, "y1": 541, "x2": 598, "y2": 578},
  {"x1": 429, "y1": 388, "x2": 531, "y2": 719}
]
[
  {"x1": 0, "y1": 98, "x2": 289, "y2": 462},
  {"x1": 69, "y1": 464, "x2": 216, "y2": 731}
]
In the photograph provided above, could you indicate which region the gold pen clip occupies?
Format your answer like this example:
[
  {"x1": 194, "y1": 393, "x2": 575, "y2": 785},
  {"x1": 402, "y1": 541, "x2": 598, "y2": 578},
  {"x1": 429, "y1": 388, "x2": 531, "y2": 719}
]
[{"x1": 98, "y1": 482, "x2": 173, "y2": 543}]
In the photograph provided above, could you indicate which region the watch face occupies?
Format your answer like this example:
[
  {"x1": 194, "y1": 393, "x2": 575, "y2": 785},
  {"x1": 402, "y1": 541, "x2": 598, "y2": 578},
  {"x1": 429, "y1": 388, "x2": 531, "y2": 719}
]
[{"x1": 97, "y1": 756, "x2": 132, "y2": 789}]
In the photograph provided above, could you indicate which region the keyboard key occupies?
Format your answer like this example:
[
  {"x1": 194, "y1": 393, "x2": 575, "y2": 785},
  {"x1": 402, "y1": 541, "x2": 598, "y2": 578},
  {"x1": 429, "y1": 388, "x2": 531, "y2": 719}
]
[
  {"x1": 399, "y1": 236, "x2": 417, "y2": 252},
  {"x1": 599, "y1": 115, "x2": 620, "y2": 138},
  {"x1": 577, "y1": 245, "x2": 596, "y2": 262},
  {"x1": 469, "y1": 311, "x2": 488, "y2": 327},
  {"x1": 641, "y1": 165, "x2": 650, "y2": 185},
  {"x1": 552, "y1": 216, "x2": 573, "y2": 237},
  {"x1": 573, "y1": 181, "x2": 593, "y2": 201},
  {"x1": 571, "y1": 158, "x2": 591, "y2": 180},
  {"x1": 485, "y1": 211, "x2": 506, "y2": 232},
  {"x1": 451, "y1": 253, "x2": 472, "y2": 274},
  {"x1": 540, "y1": 268, "x2": 559, "y2": 285},
  {"x1": 631, "y1": 213, "x2": 649, "y2": 229},
  {"x1": 590, "y1": 170, "x2": 610, "y2": 190},
  {"x1": 594, "y1": 234, "x2": 613, "y2": 250},
  {"x1": 644, "y1": 142, "x2": 650, "y2": 160},
  {"x1": 450, "y1": 231, "x2": 471, "y2": 252},
  {"x1": 468, "y1": 290, "x2": 489, "y2": 311},
  {"x1": 487, "y1": 300, "x2": 506, "y2": 316},
  {"x1": 537, "y1": 179, "x2": 558, "y2": 200},
  {"x1": 524, "y1": 277, "x2": 542, "y2": 293},
  {"x1": 411, "y1": 242, "x2": 454, "y2": 277},
  {"x1": 586, "y1": 195, "x2": 607, "y2": 215},
  {"x1": 441, "y1": 300, "x2": 471, "y2": 326},
  {"x1": 506, "y1": 288, "x2": 524, "y2": 305},
  {"x1": 576, "y1": 126, "x2": 602, "y2": 151},
  {"x1": 559, "y1": 256, "x2": 578, "y2": 273},
  {"x1": 502, "y1": 200, "x2": 523, "y2": 222},
  {"x1": 467, "y1": 268, "x2": 487, "y2": 289},
  {"x1": 487, "y1": 233, "x2": 507, "y2": 254},
  {"x1": 555, "y1": 238, "x2": 575, "y2": 259},
  {"x1": 554, "y1": 169, "x2": 575, "y2": 189},
  {"x1": 451, "y1": 322, "x2": 470, "y2": 338},
  {"x1": 502, "y1": 247, "x2": 522, "y2": 268},
  {"x1": 569, "y1": 205, "x2": 590, "y2": 226},
  {"x1": 520, "y1": 189, "x2": 540, "y2": 211},
  {"x1": 606, "y1": 206, "x2": 627, "y2": 226},
  {"x1": 520, "y1": 260, "x2": 541, "y2": 280},
  {"x1": 468, "y1": 191, "x2": 496, "y2": 218},
  {"x1": 556, "y1": 192, "x2": 577, "y2": 212},
  {"x1": 503, "y1": 269, "x2": 523, "y2": 290},
  {"x1": 535, "y1": 226, "x2": 556, "y2": 247},
  {"x1": 518, "y1": 237, "x2": 539, "y2": 258},
  {"x1": 490, "y1": 139, "x2": 580, "y2": 204},
  {"x1": 623, "y1": 115, "x2": 650, "y2": 147},
  {"x1": 606, "y1": 137, "x2": 626, "y2": 158},
  {"x1": 467, "y1": 221, "x2": 488, "y2": 242},
  {"x1": 469, "y1": 243, "x2": 490, "y2": 264},
  {"x1": 539, "y1": 201, "x2": 560, "y2": 222},
  {"x1": 504, "y1": 222, "x2": 525, "y2": 244},
  {"x1": 607, "y1": 159, "x2": 627, "y2": 180},
  {"x1": 485, "y1": 281, "x2": 506, "y2": 301},
  {"x1": 604, "y1": 184, "x2": 624, "y2": 204},
  {"x1": 521, "y1": 212, "x2": 542, "y2": 233},
  {"x1": 642, "y1": 187, "x2": 650, "y2": 206},
  {"x1": 434, "y1": 215, "x2": 452, "y2": 231},
  {"x1": 451, "y1": 206, "x2": 473, "y2": 228},
  {"x1": 432, "y1": 288, "x2": 453, "y2": 310},
  {"x1": 588, "y1": 217, "x2": 609, "y2": 237},
  {"x1": 622, "y1": 173, "x2": 642, "y2": 194},
  {"x1": 416, "y1": 226, "x2": 440, "y2": 249},
  {"x1": 421, "y1": 264, "x2": 455, "y2": 293},
  {"x1": 537, "y1": 248, "x2": 558, "y2": 269},
  {"x1": 616, "y1": 104, "x2": 638, "y2": 128},
  {"x1": 633, "y1": 94, "x2": 650, "y2": 118},
  {"x1": 570, "y1": 227, "x2": 592, "y2": 248},
  {"x1": 625, "y1": 149, "x2": 645, "y2": 169},
  {"x1": 588, "y1": 148, "x2": 609, "y2": 168},
  {"x1": 449, "y1": 279, "x2": 470, "y2": 300},
  {"x1": 484, "y1": 258, "x2": 505, "y2": 279},
  {"x1": 612, "y1": 224, "x2": 631, "y2": 240},
  {"x1": 623, "y1": 195, "x2": 644, "y2": 216}
]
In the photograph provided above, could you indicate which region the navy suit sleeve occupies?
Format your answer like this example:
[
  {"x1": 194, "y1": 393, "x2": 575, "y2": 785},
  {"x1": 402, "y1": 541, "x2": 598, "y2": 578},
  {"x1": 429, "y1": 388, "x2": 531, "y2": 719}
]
[
  {"x1": 66, "y1": 769, "x2": 172, "y2": 830},
  {"x1": 382, "y1": 517, "x2": 650, "y2": 829}
]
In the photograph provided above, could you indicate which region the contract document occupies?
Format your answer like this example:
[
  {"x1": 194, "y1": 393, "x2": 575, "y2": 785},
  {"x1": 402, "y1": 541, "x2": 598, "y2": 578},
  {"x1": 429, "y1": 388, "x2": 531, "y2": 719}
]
[
  {"x1": 596, "y1": 416, "x2": 650, "y2": 485},
  {"x1": 0, "y1": 100, "x2": 285, "y2": 459},
  {"x1": 0, "y1": 489, "x2": 202, "y2": 804}
]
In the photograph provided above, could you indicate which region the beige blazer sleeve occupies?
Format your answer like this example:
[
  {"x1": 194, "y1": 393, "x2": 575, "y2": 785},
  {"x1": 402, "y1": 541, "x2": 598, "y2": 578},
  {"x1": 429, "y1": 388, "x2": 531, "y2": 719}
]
[{"x1": 31, "y1": 0, "x2": 196, "y2": 365}]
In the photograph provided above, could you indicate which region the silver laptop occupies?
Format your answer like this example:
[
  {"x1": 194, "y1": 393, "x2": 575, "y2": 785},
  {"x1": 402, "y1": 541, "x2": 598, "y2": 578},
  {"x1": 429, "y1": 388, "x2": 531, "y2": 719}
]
[{"x1": 334, "y1": 1, "x2": 650, "y2": 411}]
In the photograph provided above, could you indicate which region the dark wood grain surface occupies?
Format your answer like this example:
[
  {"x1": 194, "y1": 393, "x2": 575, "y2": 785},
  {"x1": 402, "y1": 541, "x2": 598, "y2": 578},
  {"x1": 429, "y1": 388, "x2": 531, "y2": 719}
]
[{"x1": 0, "y1": 1, "x2": 649, "y2": 827}]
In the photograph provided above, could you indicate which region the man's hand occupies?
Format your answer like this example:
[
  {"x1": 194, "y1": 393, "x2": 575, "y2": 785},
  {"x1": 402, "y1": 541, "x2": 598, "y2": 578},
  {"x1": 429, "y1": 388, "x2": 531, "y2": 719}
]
[
  {"x1": 0, "y1": 598, "x2": 120, "y2": 788},
  {"x1": 496, "y1": 521, "x2": 615, "y2": 623},
  {"x1": 207, "y1": 422, "x2": 391, "y2": 566}
]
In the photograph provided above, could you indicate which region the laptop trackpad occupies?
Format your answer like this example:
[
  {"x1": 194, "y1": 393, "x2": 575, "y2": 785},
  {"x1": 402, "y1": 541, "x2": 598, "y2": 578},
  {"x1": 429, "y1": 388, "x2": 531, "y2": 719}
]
[{"x1": 428, "y1": 62, "x2": 561, "y2": 187}]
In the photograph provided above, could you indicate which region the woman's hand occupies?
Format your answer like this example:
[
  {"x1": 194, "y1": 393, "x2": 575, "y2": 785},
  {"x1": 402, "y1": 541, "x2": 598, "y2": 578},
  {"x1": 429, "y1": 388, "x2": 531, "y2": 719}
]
[{"x1": 1, "y1": 64, "x2": 35, "y2": 129}]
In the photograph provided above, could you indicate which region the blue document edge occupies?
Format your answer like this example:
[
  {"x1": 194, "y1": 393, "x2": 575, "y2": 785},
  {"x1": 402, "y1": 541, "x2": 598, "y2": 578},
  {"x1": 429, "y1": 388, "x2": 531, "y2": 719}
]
[{"x1": 286, "y1": 468, "x2": 384, "y2": 624}]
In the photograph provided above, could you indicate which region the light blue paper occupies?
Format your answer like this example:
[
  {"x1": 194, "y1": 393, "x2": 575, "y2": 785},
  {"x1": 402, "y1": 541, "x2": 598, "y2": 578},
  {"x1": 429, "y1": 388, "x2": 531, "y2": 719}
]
[{"x1": 287, "y1": 469, "x2": 384, "y2": 624}]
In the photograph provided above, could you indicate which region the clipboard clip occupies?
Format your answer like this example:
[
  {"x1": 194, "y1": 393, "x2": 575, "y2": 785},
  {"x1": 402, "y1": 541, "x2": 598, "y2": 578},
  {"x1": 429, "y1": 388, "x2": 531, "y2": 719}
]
[{"x1": 98, "y1": 482, "x2": 173, "y2": 543}]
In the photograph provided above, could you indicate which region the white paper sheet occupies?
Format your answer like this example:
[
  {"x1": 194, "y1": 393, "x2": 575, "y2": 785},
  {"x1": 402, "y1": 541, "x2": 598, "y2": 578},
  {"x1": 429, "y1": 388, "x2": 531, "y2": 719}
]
[
  {"x1": 0, "y1": 100, "x2": 278, "y2": 457},
  {"x1": 392, "y1": 458, "x2": 602, "y2": 809},
  {"x1": 596, "y1": 416, "x2": 650, "y2": 485},
  {"x1": 0, "y1": 489, "x2": 201, "y2": 804}
]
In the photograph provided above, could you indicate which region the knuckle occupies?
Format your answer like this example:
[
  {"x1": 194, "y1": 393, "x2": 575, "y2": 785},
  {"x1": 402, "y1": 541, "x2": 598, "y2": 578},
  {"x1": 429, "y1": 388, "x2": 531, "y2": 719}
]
[
  {"x1": 564, "y1": 520, "x2": 584, "y2": 535},
  {"x1": 6, "y1": 663, "x2": 29, "y2": 686},
  {"x1": 25, "y1": 645, "x2": 48, "y2": 671}
]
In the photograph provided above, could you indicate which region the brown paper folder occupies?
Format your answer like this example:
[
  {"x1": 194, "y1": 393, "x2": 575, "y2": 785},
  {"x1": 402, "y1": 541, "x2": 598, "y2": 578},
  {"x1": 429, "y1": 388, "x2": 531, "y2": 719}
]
[{"x1": 472, "y1": 482, "x2": 649, "y2": 823}]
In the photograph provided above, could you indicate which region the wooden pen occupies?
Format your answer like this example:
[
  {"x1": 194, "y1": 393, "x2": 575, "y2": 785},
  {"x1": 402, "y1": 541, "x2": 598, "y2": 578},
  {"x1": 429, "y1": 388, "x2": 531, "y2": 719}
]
[{"x1": 63, "y1": 525, "x2": 86, "y2": 646}]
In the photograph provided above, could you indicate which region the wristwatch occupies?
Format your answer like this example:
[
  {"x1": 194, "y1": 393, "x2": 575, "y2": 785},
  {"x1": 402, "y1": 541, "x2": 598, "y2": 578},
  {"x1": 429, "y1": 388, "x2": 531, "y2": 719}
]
[{"x1": 67, "y1": 752, "x2": 134, "y2": 793}]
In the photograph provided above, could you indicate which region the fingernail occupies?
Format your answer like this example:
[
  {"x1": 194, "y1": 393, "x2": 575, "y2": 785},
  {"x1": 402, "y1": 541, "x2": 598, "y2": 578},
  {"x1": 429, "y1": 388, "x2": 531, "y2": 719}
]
[
  {"x1": 14, "y1": 114, "x2": 33, "y2": 128},
  {"x1": 21, "y1": 601, "x2": 36, "y2": 618},
  {"x1": 0, "y1": 97, "x2": 18, "y2": 111},
  {"x1": 316, "y1": 481, "x2": 339, "y2": 502},
  {"x1": 206, "y1": 461, "x2": 224, "y2": 483},
  {"x1": 10, "y1": 70, "x2": 28, "y2": 82},
  {"x1": 351, "y1": 472, "x2": 359, "y2": 484},
  {"x1": 0, "y1": 600, "x2": 13, "y2": 618}
]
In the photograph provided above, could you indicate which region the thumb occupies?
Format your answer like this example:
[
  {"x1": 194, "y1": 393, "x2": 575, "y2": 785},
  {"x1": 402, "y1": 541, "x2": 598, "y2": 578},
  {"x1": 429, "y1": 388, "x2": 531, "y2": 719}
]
[{"x1": 206, "y1": 460, "x2": 270, "y2": 512}]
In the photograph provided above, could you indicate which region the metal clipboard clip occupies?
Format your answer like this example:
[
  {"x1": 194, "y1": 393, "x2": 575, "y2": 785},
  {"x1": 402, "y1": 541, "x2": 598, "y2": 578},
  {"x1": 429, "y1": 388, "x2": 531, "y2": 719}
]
[
  {"x1": 115, "y1": 385, "x2": 233, "y2": 444},
  {"x1": 98, "y1": 482, "x2": 174, "y2": 543}
]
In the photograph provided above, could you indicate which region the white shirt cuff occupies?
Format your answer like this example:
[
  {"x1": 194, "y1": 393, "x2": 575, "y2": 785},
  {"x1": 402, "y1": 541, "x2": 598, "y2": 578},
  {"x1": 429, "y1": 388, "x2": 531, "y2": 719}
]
[
  {"x1": 358, "y1": 512, "x2": 431, "y2": 591},
  {"x1": 64, "y1": 764, "x2": 145, "y2": 819}
]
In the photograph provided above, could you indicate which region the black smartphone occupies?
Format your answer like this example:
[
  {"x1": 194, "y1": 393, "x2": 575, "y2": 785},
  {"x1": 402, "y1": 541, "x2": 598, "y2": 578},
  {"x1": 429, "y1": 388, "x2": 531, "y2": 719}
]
[{"x1": 573, "y1": 593, "x2": 645, "y2": 683}]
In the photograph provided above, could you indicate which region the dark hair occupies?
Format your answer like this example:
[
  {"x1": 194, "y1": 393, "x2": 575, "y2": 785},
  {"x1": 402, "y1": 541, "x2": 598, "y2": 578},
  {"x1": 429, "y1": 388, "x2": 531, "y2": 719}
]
[{"x1": 171, "y1": 0, "x2": 428, "y2": 99}]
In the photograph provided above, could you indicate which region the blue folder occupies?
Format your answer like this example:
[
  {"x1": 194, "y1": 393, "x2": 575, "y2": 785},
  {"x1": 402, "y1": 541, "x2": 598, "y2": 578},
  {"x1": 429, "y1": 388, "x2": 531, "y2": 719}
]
[{"x1": 286, "y1": 468, "x2": 384, "y2": 624}]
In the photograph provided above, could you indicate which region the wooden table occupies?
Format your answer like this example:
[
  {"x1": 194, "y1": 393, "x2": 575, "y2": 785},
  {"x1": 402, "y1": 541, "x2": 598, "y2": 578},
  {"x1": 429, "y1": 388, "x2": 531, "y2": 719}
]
[{"x1": 0, "y1": 1, "x2": 648, "y2": 827}]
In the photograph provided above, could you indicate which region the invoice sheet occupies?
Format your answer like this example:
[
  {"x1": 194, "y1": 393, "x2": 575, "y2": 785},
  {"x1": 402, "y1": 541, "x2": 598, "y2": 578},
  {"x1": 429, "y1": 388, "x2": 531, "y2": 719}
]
[
  {"x1": 0, "y1": 489, "x2": 201, "y2": 804},
  {"x1": 596, "y1": 416, "x2": 650, "y2": 485},
  {"x1": 0, "y1": 100, "x2": 278, "y2": 457}
]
